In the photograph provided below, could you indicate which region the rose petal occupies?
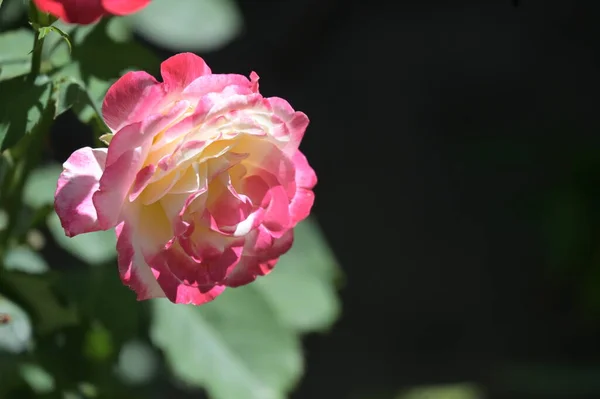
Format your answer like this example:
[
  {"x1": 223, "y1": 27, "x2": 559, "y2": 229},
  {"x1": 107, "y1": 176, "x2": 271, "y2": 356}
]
[
  {"x1": 129, "y1": 164, "x2": 156, "y2": 202},
  {"x1": 116, "y1": 221, "x2": 166, "y2": 300},
  {"x1": 267, "y1": 97, "x2": 310, "y2": 152},
  {"x1": 33, "y1": 0, "x2": 105, "y2": 24},
  {"x1": 292, "y1": 150, "x2": 317, "y2": 189},
  {"x1": 102, "y1": 71, "x2": 163, "y2": 132},
  {"x1": 289, "y1": 150, "x2": 316, "y2": 224},
  {"x1": 54, "y1": 147, "x2": 107, "y2": 237},
  {"x1": 149, "y1": 243, "x2": 226, "y2": 305},
  {"x1": 181, "y1": 74, "x2": 253, "y2": 99},
  {"x1": 94, "y1": 143, "x2": 149, "y2": 229},
  {"x1": 106, "y1": 100, "x2": 190, "y2": 168},
  {"x1": 95, "y1": 102, "x2": 191, "y2": 228},
  {"x1": 160, "y1": 53, "x2": 212, "y2": 93},
  {"x1": 102, "y1": 0, "x2": 150, "y2": 15},
  {"x1": 224, "y1": 228, "x2": 294, "y2": 287}
]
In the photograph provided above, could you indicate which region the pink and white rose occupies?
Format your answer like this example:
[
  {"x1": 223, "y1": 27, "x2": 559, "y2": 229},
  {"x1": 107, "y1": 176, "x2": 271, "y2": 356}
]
[{"x1": 54, "y1": 53, "x2": 316, "y2": 305}]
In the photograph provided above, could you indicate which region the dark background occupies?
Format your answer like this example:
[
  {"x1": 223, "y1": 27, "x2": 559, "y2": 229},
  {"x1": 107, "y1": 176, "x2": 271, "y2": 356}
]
[
  {"x1": 169, "y1": 0, "x2": 600, "y2": 398},
  {"x1": 41, "y1": 0, "x2": 600, "y2": 397}
]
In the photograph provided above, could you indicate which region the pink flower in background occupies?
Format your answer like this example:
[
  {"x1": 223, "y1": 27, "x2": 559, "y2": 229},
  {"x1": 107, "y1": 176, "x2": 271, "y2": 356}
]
[
  {"x1": 33, "y1": 0, "x2": 150, "y2": 25},
  {"x1": 54, "y1": 53, "x2": 316, "y2": 305}
]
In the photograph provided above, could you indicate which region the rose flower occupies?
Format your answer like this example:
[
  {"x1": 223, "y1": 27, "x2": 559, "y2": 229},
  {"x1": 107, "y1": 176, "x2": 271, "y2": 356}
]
[{"x1": 55, "y1": 53, "x2": 316, "y2": 305}]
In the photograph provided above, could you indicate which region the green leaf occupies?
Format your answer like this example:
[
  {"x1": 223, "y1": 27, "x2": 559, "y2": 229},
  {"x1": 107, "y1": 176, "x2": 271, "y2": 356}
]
[
  {"x1": 19, "y1": 363, "x2": 55, "y2": 394},
  {"x1": 0, "y1": 295, "x2": 32, "y2": 353},
  {"x1": 116, "y1": 340, "x2": 159, "y2": 385},
  {"x1": 0, "y1": 28, "x2": 33, "y2": 81},
  {"x1": 22, "y1": 163, "x2": 63, "y2": 208},
  {"x1": 0, "y1": 75, "x2": 52, "y2": 151},
  {"x1": 3, "y1": 246, "x2": 49, "y2": 274},
  {"x1": 51, "y1": 77, "x2": 104, "y2": 123},
  {"x1": 37, "y1": 26, "x2": 71, "y2": 53},
  {"x1": 1, "y1": 271, "x2": 78, "y2": 334},
  {"x1": 127, "y1": 0, "x2": 243, "y2": 52},
  {"x1": 151, "y1": 290, "x2": 303, "y2": 399},
  {"x1": 253, "y1": 218, "x2": 341, "y2": 333},
  {"x1": 46, "y1": 212, "x2": 117, "y2": 265},
  {"x1": 41, "y1": 24, "x2": 71, "y2": 71},
  {"x1": 71, "y1": 18, "x2": 159, "y2": 82},
  {"x1": 47, "y1": 18, "x2": 157, "y2": 129}
]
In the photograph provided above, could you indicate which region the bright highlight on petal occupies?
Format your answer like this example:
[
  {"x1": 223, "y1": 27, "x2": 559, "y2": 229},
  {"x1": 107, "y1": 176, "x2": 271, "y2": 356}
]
[{"x1": 54, "y1": 53, "x2": 317, "y2": 305}]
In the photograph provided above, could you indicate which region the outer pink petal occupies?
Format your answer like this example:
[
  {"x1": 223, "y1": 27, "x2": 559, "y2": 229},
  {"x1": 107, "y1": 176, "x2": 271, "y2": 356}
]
[
  {"x1": 116, "y1": 222, "x2": 166, "y2": 300},
  {"x1": 102, "y1": 71, "x2": 163, "y2": 132},
  {"x1": 102, "y1": 0, "x2": 150, "y2": 15},
  {"x1": 181, "y1": 74, "x2": 253, "y2": 99},
  {"x1": 289, "y1": 150, "x2": 316, "y2": 224},
  {"x1": 160, "y1": 53, "x2": 212, "y2": 93},
  {"x1": 54, "y1": 147, "x2": 107, "y2": 237},
  {"x1": 267, "y1": 97, "x2": 310, "y2": 151},
  {"x1": 34, "y1": 0, "x2": 104, "y2": 24}
]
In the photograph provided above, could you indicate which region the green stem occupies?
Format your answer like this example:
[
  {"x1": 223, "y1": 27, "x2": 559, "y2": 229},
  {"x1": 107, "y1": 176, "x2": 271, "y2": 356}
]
[
  {"x1": 0, "y1": 2, "x2": 49, "y2": 257},
  {"x1": 28, "y1": 33, "x2": 45, "y2": 82},
  {"x1": 27, "y1": 0, "x2": 46, "y2": 82}
]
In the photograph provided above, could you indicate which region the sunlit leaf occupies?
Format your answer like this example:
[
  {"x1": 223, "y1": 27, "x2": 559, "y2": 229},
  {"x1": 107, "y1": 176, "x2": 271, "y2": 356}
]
[
  {"x1": 41, "y1": 23, "x2": 71, "y2": 71},
  {"x1": 37, "y1": 25, "x2": 71, "y2": 53},
  {"x1": 0, "y1": 75, "x2": 52, "y2": 151},
  {"x1": 19, "y1": 363, "x2": 55, "y2": 394},
  {"x1": 254, "y1": 218, "x2": 341, "y2": 333},
  {"x1": 22, "y1": 163, "x2": 62, "y2": 208},
  {"x1": 3, "y1": 246, "x2": 49, "y2": 274},
  {"x1": 46, "y1": 212, "x2": 116, "y2": 265},
  {"x1": 151, "y1": 290, "x2": 303, "y2": 399},
  {"x1": 0, "y1": 28, "x2": 33, "y2": 81},
  {"x1": 127, "y1": 0, "x2": 243, "y2": 52},
  {"x1": 116, "y1": 340, "x2": 159, "y2": 385},
  {"x1": 0, "y1": 295, "x2": 32, "y2": 353},
  {"x1": 51, "y1": 77, "x2": 103, "y2": 122}
]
